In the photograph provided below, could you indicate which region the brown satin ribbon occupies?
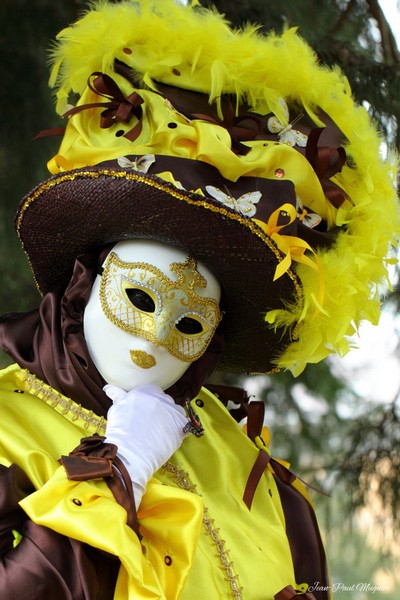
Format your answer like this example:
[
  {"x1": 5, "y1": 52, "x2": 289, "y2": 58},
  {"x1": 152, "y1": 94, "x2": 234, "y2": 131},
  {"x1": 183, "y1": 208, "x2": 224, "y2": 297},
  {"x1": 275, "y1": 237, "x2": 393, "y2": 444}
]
[
  {"x1": 63, "y1": 72, "x2": 144, "y2": 141},
  {"x1": 246, "y1": 400, "x2": 265, "y2": 442},
  {"x1": 243, "y1": 401, "x2": 295, "y2": 509},
  {"x1": 170, "y1": 97, "x2": 262, "y2": 155},
  {"x1": 275, "y1": 585, "x2": 316, "y2": 600},
  {"x1": 60, "y1": 434, "x2": 117, "y2": 480},
  {"x1": 61, "y1": 434, "x2": 141, "y2": 537},
  {"x1": 243, "y1": 401, "x2": 328, "y2": 510},
  {"x1": 306, "y1": 128, "x2": 348, "y2": 208},
  {"x1": 33, "y1": 127, "x2": 67, "y2": 140},
  {"x1": 193, "y1": 106, "x2": 262, "y2": 155},
  {"x1": 243, "y1": 450, "x2": 298, "y2": 510}
]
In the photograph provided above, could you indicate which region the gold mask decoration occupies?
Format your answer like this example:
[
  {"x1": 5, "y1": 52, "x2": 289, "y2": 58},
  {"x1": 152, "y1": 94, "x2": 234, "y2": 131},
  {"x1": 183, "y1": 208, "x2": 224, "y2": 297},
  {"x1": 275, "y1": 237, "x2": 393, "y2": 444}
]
[{"x1": 100, "y1": 252, "x2": 222, "y2": 362}]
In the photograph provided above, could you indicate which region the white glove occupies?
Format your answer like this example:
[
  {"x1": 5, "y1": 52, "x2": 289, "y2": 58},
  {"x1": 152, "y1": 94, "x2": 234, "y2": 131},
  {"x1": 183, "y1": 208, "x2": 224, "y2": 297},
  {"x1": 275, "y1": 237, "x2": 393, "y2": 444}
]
[{"x1": 104, "y1": 384, "x2": 189, "y2": 507}]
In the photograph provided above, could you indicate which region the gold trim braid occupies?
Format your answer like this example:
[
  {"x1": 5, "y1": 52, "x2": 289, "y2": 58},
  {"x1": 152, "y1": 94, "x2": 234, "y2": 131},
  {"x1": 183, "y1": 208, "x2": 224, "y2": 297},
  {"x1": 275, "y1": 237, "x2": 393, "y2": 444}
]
[
  {"x1": 22, "y1": 370, "x2": 106, "y2": 435},
  {"x1": 162, "y1": 462, "x2": 243, "y2": 600}
]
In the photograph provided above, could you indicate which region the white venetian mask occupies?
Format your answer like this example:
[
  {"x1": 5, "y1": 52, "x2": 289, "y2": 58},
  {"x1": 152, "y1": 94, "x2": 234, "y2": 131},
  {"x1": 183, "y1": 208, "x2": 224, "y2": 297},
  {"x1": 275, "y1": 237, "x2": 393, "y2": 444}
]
[{"x1": 83, "y1": 240, "x2": 221, "y2": 391}]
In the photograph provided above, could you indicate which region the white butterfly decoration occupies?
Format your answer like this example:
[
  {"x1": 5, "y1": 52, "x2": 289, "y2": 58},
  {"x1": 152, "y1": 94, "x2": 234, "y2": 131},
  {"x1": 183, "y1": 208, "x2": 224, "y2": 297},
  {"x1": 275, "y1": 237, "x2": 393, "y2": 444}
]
[
  {"x1": 206, "y1": 185, "x2": 262, "y2": 218},
  {"x1": 296, "y1": 197, "x2": 322, "y2": 229},
  {"x1": 164, "y1": 99, "x2": 192, "y2": 123},
  {"x1": 117, "y1": 154, "x2": 156, "y2": 173},
  {"x1": 267, "y1": 99, "x2": 308, "y2": 148}
]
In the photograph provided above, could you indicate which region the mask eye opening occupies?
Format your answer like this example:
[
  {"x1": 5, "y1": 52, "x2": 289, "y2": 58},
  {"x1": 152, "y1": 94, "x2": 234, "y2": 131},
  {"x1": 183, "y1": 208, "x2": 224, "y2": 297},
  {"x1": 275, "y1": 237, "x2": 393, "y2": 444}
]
[
  {"x1": 124, "y1": 287, "x2": 156, "y2": 313},
  {"x1": 175, "y1": 316, "x2": 204, "y2": 335}
]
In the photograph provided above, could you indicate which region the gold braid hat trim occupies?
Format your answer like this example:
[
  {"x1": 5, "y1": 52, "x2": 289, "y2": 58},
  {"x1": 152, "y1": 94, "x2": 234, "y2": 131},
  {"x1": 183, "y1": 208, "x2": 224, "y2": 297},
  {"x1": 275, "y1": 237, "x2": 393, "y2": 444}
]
[
  {"x1": 162, "y1": 462, "x2": 243, "y2": 600},
  {"x1": 21, "y1": 370, "x2": 106, "y2": 435}
]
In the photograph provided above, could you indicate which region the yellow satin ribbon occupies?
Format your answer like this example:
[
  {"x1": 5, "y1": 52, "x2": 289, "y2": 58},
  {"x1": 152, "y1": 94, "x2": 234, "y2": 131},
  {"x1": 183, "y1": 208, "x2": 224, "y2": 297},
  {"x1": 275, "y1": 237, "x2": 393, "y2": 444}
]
[
  {"x1": 47, "y1": 154, "x2": 73, "y2": 173},
  {"x1": 254, "y1": 203, "x2": 318, "y2": 281}
]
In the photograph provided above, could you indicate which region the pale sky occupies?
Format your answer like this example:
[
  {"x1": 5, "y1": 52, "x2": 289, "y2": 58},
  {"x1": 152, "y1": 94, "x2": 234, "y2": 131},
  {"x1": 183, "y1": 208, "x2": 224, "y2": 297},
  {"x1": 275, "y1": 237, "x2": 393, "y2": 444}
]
[
  {"x1": 333, "y1": 1, "x2": 400, "y2": 406},
  {"x1": 379, "y1": 0, "x2": 400, "y2": 39}
]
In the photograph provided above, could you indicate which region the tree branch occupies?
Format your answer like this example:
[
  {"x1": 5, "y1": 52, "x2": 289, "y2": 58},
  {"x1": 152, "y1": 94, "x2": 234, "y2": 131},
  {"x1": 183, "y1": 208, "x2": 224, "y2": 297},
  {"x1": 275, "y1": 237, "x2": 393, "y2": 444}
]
[
  {"x1": 366, "y1": 0, "x2": 400, "y2": 65},
  {"x1": 327, "y1": 0, "x2": 357, "y2": 37}
]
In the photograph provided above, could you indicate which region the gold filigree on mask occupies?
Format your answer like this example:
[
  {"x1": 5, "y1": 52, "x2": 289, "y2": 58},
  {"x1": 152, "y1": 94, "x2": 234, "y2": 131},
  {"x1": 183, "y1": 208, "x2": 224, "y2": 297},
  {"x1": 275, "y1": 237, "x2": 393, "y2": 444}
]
[{"x1": 99, "y1": 252, "x2": 222, "y2": 362}]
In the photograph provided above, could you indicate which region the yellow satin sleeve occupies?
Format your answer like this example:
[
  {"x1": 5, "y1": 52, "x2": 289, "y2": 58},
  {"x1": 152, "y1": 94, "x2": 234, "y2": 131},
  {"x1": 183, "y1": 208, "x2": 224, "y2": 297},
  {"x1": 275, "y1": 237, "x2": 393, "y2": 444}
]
[{"x1": 20, "y1": 469, "x2": 204, "y2": 600}]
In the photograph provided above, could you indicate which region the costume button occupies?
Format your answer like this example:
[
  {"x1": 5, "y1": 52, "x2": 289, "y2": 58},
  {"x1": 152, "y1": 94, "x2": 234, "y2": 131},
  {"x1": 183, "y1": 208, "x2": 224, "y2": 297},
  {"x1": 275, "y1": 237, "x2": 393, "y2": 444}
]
[
  {"x1": 195, "y1": 398, "x2": 204, "y2": 408},
  {"x1": 168, "y1": 122, "x2": 177, "y2": 129},
  {"x1": 164, "y1": 555, "x2": 172, "y2": 566},
  {"x1": 72, "y1": 498, "x2": 82, "y2": 506},
  {"x1": 14, "y1": 389, "x2": 24, "y2": 393}
]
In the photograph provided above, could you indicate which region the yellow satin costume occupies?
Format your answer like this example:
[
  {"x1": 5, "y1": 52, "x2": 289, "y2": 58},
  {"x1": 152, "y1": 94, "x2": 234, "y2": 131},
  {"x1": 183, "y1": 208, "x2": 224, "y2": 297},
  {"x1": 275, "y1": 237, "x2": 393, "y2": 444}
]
[{"x1": 0, "y1": 363, "x2": 324, "y2": 599}]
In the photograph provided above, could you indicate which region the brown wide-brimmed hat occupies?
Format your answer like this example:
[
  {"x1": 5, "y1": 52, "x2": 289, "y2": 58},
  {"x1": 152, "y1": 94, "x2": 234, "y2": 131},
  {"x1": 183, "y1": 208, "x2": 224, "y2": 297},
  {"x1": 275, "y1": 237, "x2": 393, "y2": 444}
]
[
  {"x1": 15, "y1": 0, "x2": 399, "y2": 376},
  {"x1": 16, "y1": 154, "x2": 314, "y2": 374}
]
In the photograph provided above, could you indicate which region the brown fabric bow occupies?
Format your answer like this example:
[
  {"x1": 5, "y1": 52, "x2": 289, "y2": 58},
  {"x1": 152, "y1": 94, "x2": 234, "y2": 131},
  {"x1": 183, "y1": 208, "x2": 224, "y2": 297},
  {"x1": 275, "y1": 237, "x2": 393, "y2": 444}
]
[
  {"x1": 60, "y1": 434, "x2": 117, "y2": 481},
  {"x1": 64, "y1": 72, "x2": 144, "y2": 141},
  {"x1": 173, "y1": 97, "x2": 262, "y2": 155},
  {"x1": 61, "y1": 434, "x2": 141, "y2": 537},
  {"x1": 306, "y1": 128, "x2": 348, "y2": 208}
]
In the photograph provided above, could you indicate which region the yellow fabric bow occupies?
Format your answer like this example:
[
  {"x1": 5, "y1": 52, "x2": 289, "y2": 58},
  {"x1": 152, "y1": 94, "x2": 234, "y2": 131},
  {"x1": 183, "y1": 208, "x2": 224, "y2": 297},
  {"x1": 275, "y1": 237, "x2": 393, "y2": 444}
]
[{"x1": 254, "y1": 203, "x2": 318, "y2": 281}]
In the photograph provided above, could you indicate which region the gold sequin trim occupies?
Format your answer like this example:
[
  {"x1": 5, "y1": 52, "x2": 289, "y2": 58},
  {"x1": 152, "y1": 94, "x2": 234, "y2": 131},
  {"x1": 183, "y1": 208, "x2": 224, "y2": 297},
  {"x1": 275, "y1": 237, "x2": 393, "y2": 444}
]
[
  {"x1": 22, "y1": 371, "x2": 106, "y2": 435},
  {"x1": 162, "y1": 462, "x2": 243, "y2": 600}
]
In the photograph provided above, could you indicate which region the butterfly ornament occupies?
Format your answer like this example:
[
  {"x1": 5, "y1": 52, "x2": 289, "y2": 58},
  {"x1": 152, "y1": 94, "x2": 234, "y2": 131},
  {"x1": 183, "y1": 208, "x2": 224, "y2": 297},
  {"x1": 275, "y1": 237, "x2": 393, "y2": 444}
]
[
  {"x1": 205, "y1": 185, "x2": 262, "y2": 218},
  {"x1": 296, "y1": 197, "x2": 322, "y2": 229},
  {"x1": 117, "y1": 154, "x2": 156, "y2": 173},
  {"x1": 267, "y1": 99, "x2": 308, "y2": 148}
]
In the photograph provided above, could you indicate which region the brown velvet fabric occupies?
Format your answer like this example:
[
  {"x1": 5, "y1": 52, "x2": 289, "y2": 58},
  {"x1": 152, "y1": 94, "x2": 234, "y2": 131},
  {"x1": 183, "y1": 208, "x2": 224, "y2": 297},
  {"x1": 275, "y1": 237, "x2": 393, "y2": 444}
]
[
  {"x1": 61, "y1": 435, "x2": 141, "y2": 537},
  {"x1": 0, "y1": 464, "x2": 119, "y2": 600}
]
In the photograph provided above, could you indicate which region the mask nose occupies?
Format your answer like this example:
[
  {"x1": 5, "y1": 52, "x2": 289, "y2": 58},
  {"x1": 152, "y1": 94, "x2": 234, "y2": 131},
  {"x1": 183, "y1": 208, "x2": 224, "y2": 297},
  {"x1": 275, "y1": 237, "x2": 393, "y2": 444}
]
[{"x1": 154, "y1": 309, "x2": 175, "y2": 341}]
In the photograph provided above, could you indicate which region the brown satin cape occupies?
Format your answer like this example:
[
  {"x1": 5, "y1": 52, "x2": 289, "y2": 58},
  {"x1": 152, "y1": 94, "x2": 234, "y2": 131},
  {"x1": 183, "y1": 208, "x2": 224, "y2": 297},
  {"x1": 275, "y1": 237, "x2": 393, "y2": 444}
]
[{"x1": 0, "y1": 249, "x2": 224, "y2": 416}]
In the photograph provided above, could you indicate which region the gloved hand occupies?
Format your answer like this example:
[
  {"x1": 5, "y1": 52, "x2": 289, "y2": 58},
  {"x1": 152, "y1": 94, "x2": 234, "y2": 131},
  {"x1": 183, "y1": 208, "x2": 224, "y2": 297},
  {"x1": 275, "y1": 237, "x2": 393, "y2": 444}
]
[{"x1": 104, "y1": 384, "x2": 189, "y2": 507}]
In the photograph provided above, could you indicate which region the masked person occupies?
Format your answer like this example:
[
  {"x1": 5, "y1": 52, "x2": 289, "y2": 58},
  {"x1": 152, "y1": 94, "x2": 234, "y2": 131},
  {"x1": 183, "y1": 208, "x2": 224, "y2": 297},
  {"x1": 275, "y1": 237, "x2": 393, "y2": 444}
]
[{"x1": 0, "y1": 2, "x2": 398, "y2": 599}]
